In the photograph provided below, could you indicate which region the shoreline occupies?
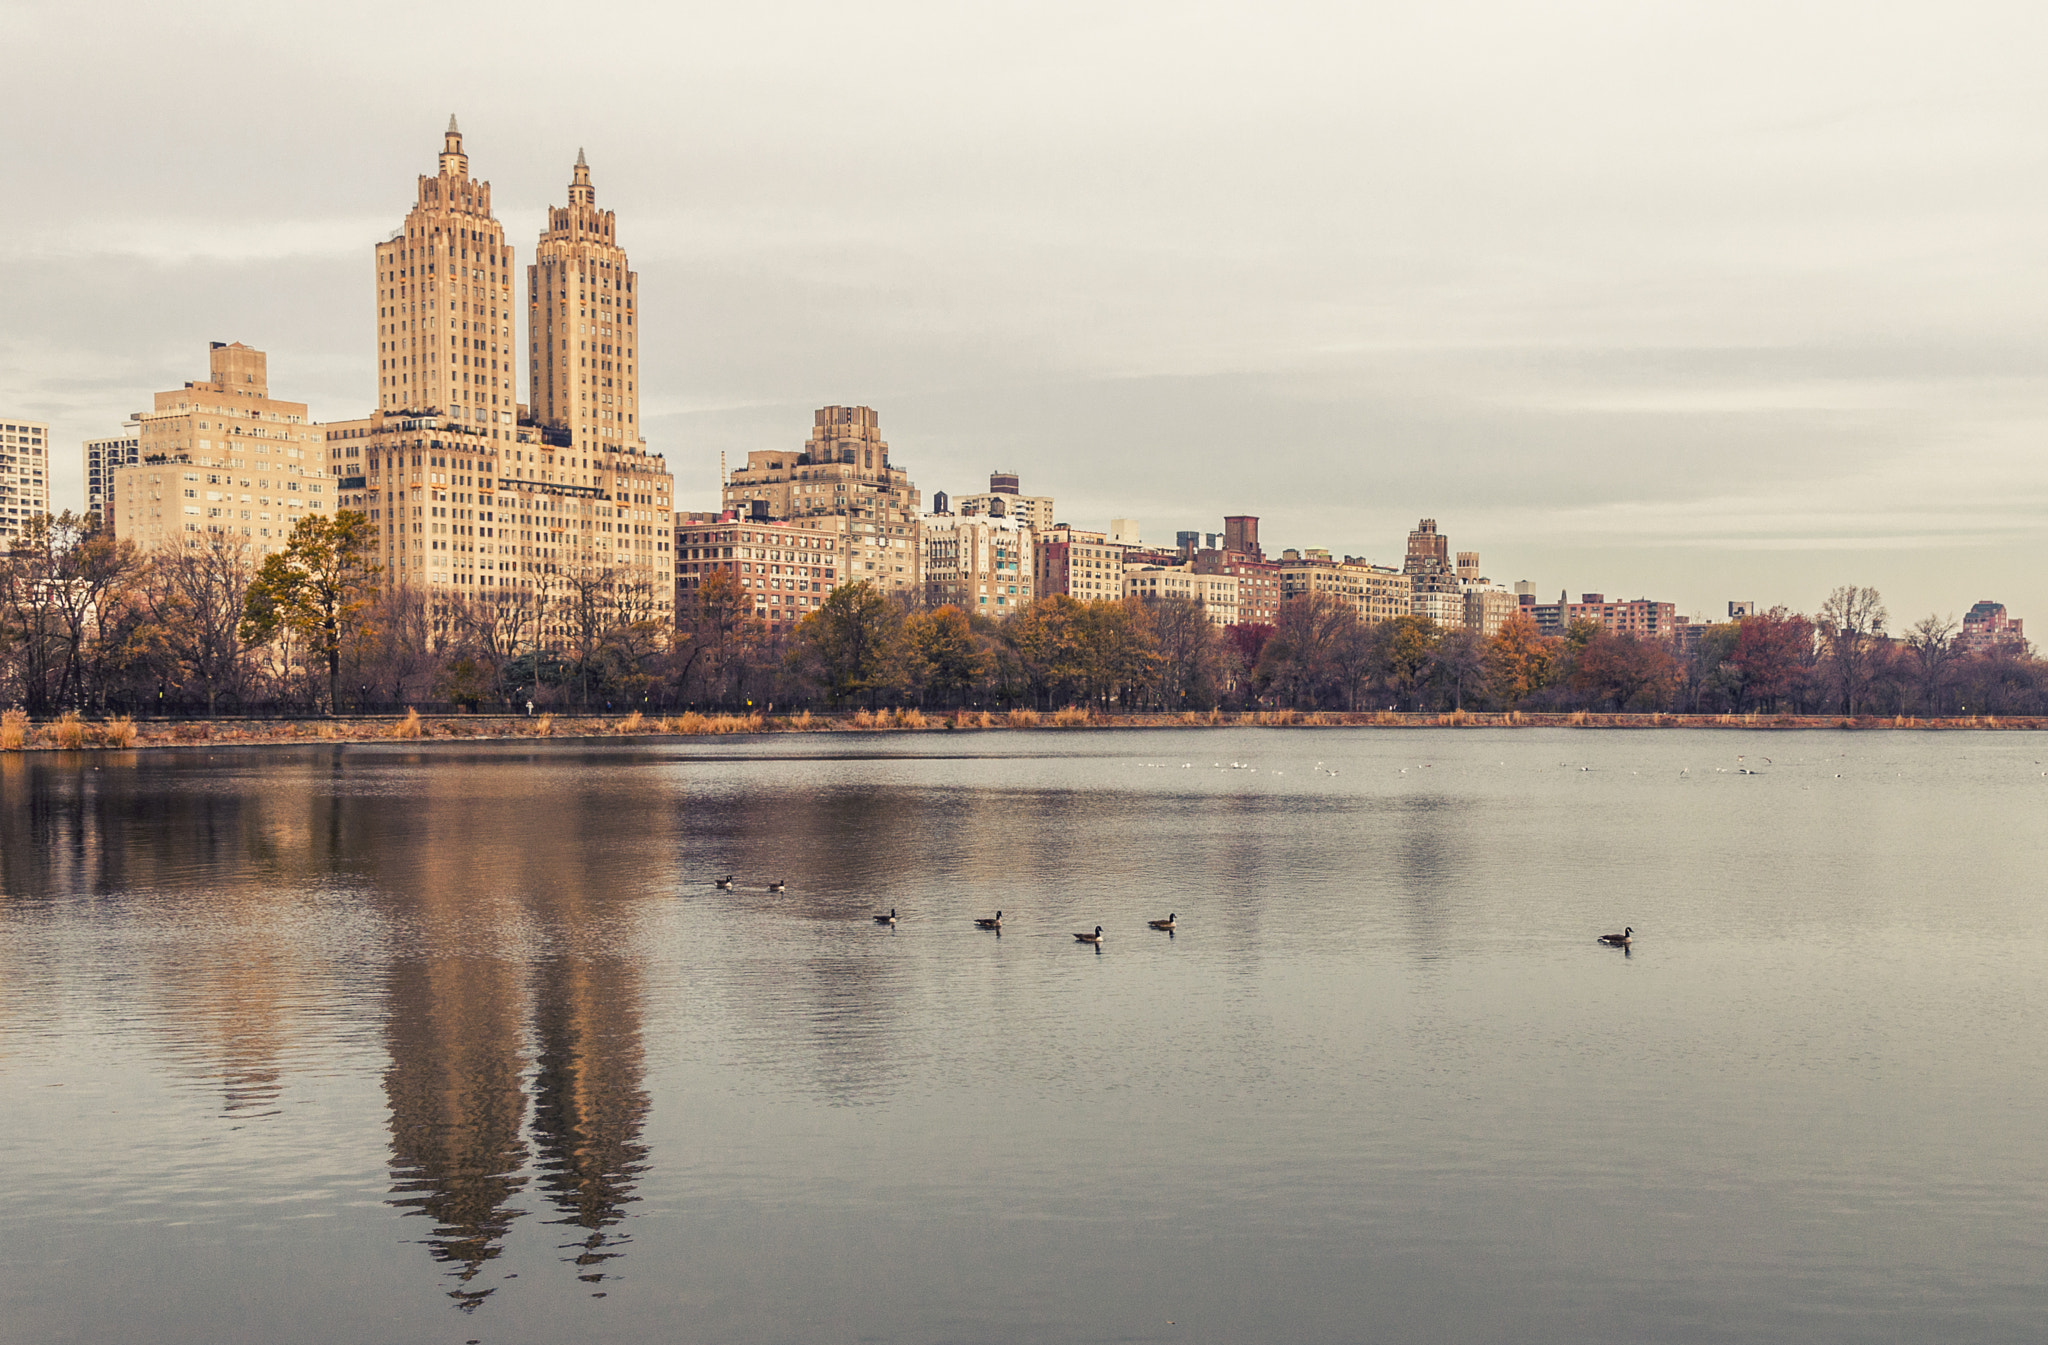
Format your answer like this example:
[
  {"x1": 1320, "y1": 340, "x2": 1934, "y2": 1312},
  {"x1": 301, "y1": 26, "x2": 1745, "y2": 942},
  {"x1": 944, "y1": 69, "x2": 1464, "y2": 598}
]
[{"x1": 4, "y1": 707, "x2": 2046, "y2": 753}]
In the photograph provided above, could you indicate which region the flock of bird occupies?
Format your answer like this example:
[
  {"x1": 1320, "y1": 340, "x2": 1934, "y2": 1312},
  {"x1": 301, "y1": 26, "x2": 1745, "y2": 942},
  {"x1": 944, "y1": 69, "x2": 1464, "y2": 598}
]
[
  {"x1": 709, "y1": 876, "x2": 1630, "y2": 950},
  {"x1": 708, "y1": 878, "x2": 1184, "y2": 945}
]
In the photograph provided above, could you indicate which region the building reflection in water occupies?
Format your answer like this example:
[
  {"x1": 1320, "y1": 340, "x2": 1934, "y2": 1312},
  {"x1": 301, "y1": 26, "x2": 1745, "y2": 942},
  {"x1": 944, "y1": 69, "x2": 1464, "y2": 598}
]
[
  {"x1": 531, "y1": 951, "x2": 649, "y2": 1284},
  {"x1": 364, "y1": 754, "x2": 657, "y2": 1309},
  {"x1": 384, "y1": 953, "x2": 533, "y2": 1311}
]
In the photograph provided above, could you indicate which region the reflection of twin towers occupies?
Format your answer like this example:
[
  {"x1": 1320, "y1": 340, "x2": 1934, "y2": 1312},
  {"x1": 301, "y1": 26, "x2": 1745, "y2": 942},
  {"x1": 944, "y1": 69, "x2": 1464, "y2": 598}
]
[
  {"x1": 385, "y1": 945, "x2": 648, "y2": 1310},
  {"x1": 372, "y1": 804, "x2": 653, "y2": 1313}
]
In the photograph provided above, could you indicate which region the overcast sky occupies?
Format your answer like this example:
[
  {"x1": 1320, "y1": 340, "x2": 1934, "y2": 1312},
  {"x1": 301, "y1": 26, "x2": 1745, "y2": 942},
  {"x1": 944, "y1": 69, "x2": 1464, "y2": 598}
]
[{"x1": 6, "y1": 0, "x2": 2046, "y2": 625}]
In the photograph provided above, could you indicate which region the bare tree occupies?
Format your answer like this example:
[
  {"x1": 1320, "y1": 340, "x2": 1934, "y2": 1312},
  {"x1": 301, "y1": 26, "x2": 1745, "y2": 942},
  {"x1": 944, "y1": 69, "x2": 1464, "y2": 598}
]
[
  {"x1": 1817, "y1": 585, "x2": 1888, "y2": 715},
  {"x1": 151, "y1": 533, "x2": 257, "y2": 714},
  {"x1": 1904, "y1": 613, "x2": 1959, "y2": 715}
]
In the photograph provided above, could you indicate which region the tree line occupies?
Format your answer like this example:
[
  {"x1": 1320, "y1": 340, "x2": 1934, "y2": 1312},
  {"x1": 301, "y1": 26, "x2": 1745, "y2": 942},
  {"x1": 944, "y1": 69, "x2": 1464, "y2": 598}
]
[{"x1": 4, "y1": 511, "x2": 2044, "y2": 717}]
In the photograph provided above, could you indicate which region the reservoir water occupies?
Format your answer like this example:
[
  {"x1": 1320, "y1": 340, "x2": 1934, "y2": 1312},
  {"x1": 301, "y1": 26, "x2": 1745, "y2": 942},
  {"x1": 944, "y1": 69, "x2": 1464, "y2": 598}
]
[{"x1": 2, "y1": 729, "x2": 2045, "y2": 1344}]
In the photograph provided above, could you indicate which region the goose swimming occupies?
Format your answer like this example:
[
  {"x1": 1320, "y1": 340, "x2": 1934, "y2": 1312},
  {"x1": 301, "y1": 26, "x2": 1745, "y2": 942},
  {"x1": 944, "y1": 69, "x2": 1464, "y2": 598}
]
[
  {"x1": 1074, "y1": 925, "x2": 1104, "y2": 944},
  {"x1": 713, "y1": 875, "x2": 735, "y2": 890},
  {"x1": 974, "y1": 911, "x2": 1003, "y2": 929},
  {"x1": 1598, "y1": 926, "x2": 1633, "y2": 947},
  {"x1": 874, "y1": 908, "x2": 897, "y2": 926},
  {"x1": 1147, "y1": 914, "x2": 1177, "y2": 931},
  {"x1": 767, "y1": 880, "x2": 787, "y2": 893}
]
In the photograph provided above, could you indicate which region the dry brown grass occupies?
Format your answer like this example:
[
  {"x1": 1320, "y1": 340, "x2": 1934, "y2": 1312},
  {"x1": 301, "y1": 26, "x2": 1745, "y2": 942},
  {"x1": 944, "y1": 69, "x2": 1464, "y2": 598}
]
[
  {"x1": 98, "y1": 716, "x2": 138, "y2": 748},
  {"x1": 1006, "y1": 708, "x2": 1040, "y2": 728},
  {"x1": 0, "y1": 709, "x2": 25, "y2": 752},
  {"x1": 617, "y1": 711, "x2": 644, "y2": 734},
  {"x1": 1052, "y1": 706, "x2": 1091, "y2": 727},
  {"x1": 893, "y1": 708, "x2": 929, "y2": 729},
  {"x1": 53, "y1": 712, "x2": 85, "y2": 749},
  {"x1": 392, "y1": 708, "x2": 423, "y2": 739},
  {"x1": 1436, "y1": 709, "x2": 1473, "y2": 727},
  {"x1": 788, "y1": 710, "x2": 816, "y2": 731},
  {"x1": 534, "y1": 713, "x2": 556, "y2": 737},
  {"x1": 1507, "y1": 710, "x2": 1527, "y2": 726},
  {"x1": 851, "y1": 708, "x2": 879, "y2": 729},
  {"x1": 1567, "y1": 710, "x2": 1590, "y2": 726}
]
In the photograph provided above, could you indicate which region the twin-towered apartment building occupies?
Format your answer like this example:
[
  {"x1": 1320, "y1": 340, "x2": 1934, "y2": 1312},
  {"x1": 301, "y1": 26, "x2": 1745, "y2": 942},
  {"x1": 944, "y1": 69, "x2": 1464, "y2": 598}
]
[{"x1": 98, "y1": 119, "x2": 674, "y2": 631}]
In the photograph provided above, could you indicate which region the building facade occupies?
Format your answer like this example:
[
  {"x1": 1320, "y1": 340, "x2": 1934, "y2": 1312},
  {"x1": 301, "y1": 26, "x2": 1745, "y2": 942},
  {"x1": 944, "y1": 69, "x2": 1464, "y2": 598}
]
[
  {"x1": 1278, "y1": 550, "x2": 1410, "y2": 625},
  {"x1": 1033, "y1": 524, "x2": 1127, "y2": 603},
  {"x1": 109, "y1": 344, "x2": 329, "y2": 556},
  {"x1": 1190, "y1": 548, "x2": 1282, "y2": 626},
  {"x1": 922, "y1": 511, "x2": 1033, "y2": 613},
  {"x1": 1523, "y1": 592, "x2": 1679, "y2": 640},
  {"x1": 85, "y1": 424, "x2": 140, "y2": 520},
  {"x1": 1121, "y1": 564, "x2": 1241, "y2": 626},
  {"x1": 674, "y1": 514, "x2": 849, "y2": 638},
  {"x1": 1, "y1": 417, "x2": 49, "y2": 540},
  {"x1": 721, "y1": 406, "x2": 922, "y2": 598},
  {"x1": 355, "y1": 123, "x2": 671, "y2": 623},
  {"x1": 1960, "y1": 601, "x2": 2026, "y2": 654},
  {"x1": 955, "y1": 471, "x2": 1054, "y2": 533}
]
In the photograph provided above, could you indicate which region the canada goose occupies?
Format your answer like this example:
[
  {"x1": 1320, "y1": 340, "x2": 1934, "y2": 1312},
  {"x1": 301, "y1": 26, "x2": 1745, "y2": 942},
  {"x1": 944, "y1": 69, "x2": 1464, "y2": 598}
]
[
  {"x1": 713, "y1": 875, "x2": 735, "y2": 890},
  {"x1": 1598, "y1": 926, "x2": 1633, "y2": 947},
  {"x1": 767, "y1": 880, "x2": 787, "y2": 893},
  {"x1": 874, "y1": 909, "x2": 897, "y2": 926},
  {"x1": 1074, "y1": 926, "x2": 1104, "y2": 944},
  {"x1": 974, "y1": 911, "x2": 1003, "y2": 929},
  {"x1": 1147, "y1": 914, "x2": 1176, "y2": 930}
]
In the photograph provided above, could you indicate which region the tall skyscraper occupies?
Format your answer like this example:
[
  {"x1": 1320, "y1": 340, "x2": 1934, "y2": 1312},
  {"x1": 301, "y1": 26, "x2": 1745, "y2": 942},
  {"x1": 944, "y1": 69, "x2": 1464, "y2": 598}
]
[
  {"x1": 529, "y1": 150, "x2": 640, "y2": 454},
  {"x1": 373, "y1": 117, "x2": 517, "y2": 436}
]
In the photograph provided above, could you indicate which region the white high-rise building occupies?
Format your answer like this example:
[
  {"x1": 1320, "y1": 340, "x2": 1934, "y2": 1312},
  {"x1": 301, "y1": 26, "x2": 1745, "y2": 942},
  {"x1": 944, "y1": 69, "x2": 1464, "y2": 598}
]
[{"x1": 1, "y1": 418, "x2": 51, "y2": 540}]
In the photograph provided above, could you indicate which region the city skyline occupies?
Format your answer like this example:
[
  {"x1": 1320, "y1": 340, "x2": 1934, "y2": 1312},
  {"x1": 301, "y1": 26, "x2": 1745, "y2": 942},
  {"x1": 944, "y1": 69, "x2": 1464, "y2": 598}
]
[{"x1": 6, "y1": 1, "x2": 2047, "y2": 626}]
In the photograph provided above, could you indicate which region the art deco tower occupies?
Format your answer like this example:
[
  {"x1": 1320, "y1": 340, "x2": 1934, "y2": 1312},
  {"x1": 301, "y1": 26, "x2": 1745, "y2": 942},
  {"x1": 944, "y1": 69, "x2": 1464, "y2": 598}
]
[
  {"x1": 529, "y1": 150, "x2": 639, "y2": 454},
  {"x1": 373, "y1": 117, "x2": 518, "y2": 439}
]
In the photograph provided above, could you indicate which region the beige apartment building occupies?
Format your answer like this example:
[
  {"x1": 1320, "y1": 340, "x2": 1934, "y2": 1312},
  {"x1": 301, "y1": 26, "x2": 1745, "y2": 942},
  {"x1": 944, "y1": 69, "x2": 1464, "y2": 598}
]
[
  {"x1": 85, "y1": 424, "x2": 140, "y2": 519},
  {"x1": 347, "y1": 123, "x2": 671, "y2": 624},
  {"x1": 721, "y1": 406, "x2": 922, "y2": 598},
  {"x1": 1033, "y1": 524, "x2": 1126, "y2": 602},
  {"x1": 1279, "y1": 550, "x2": 1410, "y2": 624},
  {"x1": 1122, "y1": 564, "x2": 1241, "y2": 625},
  {"x1": 110, "y1": 344, "x2": 330, "y2": 556},
  {"x1": 922, "y1": 511, "x2": 1033, "y2": 614},
  {"x1": 955, "y1": 471, "x2": 1054, "y2": 532},
  {"x1": 1, "y1": 417, "x2": 49, "y2": 539}
]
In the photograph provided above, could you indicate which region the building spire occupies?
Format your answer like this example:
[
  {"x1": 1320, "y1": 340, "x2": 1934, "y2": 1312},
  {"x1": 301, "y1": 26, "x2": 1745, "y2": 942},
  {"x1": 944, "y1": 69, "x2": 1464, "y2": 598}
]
[
  {"x1": 439, "y1": 116, "x2": 468, "y2": 179},
  {"x1": 569, "y1": 149, "x2": 594, "y2": 207}
]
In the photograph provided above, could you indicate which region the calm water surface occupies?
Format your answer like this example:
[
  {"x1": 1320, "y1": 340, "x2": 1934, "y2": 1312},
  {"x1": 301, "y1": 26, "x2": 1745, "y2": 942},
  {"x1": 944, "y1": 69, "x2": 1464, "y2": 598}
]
[{"x1": 2, "y1": 729, "x2": 2045, "y2": 1344}]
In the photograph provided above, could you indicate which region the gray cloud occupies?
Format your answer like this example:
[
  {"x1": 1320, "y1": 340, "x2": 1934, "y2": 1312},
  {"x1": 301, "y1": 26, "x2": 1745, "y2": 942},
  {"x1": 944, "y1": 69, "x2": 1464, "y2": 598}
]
[{"x1": 5, "y1": 0, "x2": 2046, "y2": 624}]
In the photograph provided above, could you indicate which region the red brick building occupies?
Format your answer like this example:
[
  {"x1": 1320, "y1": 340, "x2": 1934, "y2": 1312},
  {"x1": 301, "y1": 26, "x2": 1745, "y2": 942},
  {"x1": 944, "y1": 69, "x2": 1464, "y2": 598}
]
[{"x1": 675, "y1": 511, "x2": 847, "y2": 637}]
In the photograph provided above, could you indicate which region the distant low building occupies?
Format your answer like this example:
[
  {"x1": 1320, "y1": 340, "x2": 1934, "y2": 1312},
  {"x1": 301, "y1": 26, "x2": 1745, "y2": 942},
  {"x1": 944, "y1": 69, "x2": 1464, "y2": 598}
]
[
  {"x1": 1959, "y1": 601, "x2": 2025, "y2": 654},
  {"x1": 923, "y1": 511, "x2": 1033, "y2": 613},
  {"x1": 955, "y1": 471, "x2": 1053, "y2": 533},
  {"x1": 1034, "y1": 524, "x2": 1127, "y2": 603},
  {"x1": 1122, "y1": 563, "x2": 1240, "y2": 626},
  {"x1": 674, "y1": 512, "x2": 850, "y2": 637},
  {"x1": 1522, "y1": 591, "x2": 1679, "y2": 641}
]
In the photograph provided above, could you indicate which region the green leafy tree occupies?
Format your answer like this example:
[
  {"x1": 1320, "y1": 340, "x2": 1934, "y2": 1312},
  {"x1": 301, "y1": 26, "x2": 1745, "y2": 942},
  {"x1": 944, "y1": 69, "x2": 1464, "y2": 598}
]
[
  {"x1": 792, "y1": 581, "x2": 902, "y2": 707},
  {"x1": 239, "y1": 511, "x2": 381, "y2": 712}
]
